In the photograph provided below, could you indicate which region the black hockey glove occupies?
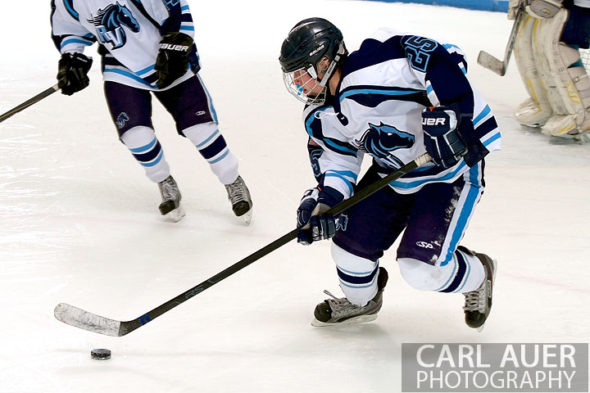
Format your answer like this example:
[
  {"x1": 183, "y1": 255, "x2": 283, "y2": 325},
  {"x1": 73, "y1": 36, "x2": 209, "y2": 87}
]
[
  {"x1": 296, "y1": 186, "x2": 343, "y2": 245},
  {"x1": 57, "y1": 53, "x2": 93, "y2": 96},
  {"x1": 155, "y1": 32, "x2": 194, "y2": 89},
  {"x1": 422, "y1": 106, "x2": 468, "y2": 168}
]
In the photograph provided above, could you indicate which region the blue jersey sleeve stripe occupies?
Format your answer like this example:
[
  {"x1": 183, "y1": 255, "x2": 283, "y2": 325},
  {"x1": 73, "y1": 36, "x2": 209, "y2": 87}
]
[
  {"x1": 473, "y1": 105, "x2": 491, "y2": 126},
  {"x1": 325, "y1": 172, "x2": 354, "y2": 195},
  {"x1": 327, "y1": 169, "x2": 358, "y2": 181}
]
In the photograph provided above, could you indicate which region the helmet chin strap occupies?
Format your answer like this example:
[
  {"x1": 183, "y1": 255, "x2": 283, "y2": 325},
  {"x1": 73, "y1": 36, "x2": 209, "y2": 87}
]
[{"x1": 319, "y1": 42, "x2": 346, "y2": 87}]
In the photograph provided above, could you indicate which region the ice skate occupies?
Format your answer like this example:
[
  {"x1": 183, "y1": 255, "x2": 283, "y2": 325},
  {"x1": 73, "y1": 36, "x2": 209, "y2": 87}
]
[
  {"x1": 312, "y1": 267, "x2": 388, "y2": 327},
  {"x1": 459, "y1": 246, "x2": 497, "y2": 331},
  {"x1": 225, "y1": 175, "x2": 253, "y2": 224},
  {"x1": 158, "y1": 175, "x2": 185, "y2": 222}
]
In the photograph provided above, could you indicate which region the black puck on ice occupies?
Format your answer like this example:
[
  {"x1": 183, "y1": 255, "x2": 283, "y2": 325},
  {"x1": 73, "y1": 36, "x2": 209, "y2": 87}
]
[{"x1": 90, "y1": 348, "x2": 111, "y2": 360}]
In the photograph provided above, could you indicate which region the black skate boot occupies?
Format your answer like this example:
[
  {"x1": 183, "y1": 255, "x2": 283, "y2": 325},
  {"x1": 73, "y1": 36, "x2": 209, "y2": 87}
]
[
  {"x1": 225, "y1": 175, "x2": 253, "y2": 224},
  {"x1": 459, "y1": 246, "x2": 497, "y2": 331},
  {"x1": 312, "y1": 267, "x2": 388, "y2": 327},
  {"x1": 158, "y1": 175, "x2": 185, "y2": 222}
]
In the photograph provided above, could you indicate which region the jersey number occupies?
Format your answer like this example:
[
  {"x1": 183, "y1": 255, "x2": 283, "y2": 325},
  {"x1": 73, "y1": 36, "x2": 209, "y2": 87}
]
[{"x1": 402, "y1": 36, "x2": 438, "y2": 73}]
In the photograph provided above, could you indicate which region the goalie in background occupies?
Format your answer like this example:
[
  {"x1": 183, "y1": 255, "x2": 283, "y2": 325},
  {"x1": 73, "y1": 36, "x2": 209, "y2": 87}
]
[{"x1": 508, "y1": 0, "x2": 590, "y2": 140}]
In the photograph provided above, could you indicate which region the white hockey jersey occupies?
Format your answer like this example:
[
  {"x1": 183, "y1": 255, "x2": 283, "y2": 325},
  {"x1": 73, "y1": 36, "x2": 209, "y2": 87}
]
[
  {"x1": 304, "y1": 29, "x2": 501, "y2": 199},
  {"x1": 50, "y1": 0, "x2": 198, "y2": 90}
]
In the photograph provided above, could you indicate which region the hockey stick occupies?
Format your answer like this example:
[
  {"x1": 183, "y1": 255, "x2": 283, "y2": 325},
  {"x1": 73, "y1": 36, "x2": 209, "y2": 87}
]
[
  {"x1": 477, "y1": 5, "x2": 525, "y2": 76},
  {"x1": 0, "y1": 84, "x2": 60, "y2": 124},
  {"x1": 54, "y1": 153, "x2": 431, "y2": 337}
]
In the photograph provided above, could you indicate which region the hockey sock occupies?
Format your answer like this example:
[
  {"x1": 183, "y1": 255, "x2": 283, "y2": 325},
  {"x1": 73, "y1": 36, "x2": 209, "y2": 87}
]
[
  {"x1": 182, "y1": 122, "x2": 239, "y2": 185},
  {"x1": 331, "y1": 243, "x2": 379, "y2": 307},
  {"x1": 397, "y1": 248, "x2": 485, "y2": 293},
  {"x1": 121, "y1": 126, "x2": 170, "y2": 183}
]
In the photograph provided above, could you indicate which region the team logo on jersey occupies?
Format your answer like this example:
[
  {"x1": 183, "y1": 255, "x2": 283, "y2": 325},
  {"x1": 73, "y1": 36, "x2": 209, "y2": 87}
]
[
  {"x1": 116, "y1": 112, "x2": 130, "y2": 129},
  {"x1": 89, "y1": 3, "x2": 140, "y2": 49},
  {"x1": 358, "y1": 122, "x2": 415, "y2": 168}
]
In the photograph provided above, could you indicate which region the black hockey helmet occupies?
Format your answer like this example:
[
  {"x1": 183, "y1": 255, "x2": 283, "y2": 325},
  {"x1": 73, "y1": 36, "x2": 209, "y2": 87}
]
[
  {"x1": 279, "y1": 18, "x2": 348, "y2": 104},
  {"x1": 279, "y1": 17, "x2": 347, "y2": 74}
]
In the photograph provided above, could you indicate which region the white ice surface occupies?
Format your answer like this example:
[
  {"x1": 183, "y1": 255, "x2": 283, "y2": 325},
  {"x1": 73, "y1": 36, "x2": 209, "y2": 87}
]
[{"x1": 1, "y1": 1, "x2": 589, "y2": 392}]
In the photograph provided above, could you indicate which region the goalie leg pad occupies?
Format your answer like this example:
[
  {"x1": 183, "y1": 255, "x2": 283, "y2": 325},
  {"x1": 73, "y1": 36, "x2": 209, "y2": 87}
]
[
  {"x1": 536, "y1": 9, "x2": 590, "y2": 135},
  {"x1": 514, "y1": 15, "x2": 553, "y2": 126}
]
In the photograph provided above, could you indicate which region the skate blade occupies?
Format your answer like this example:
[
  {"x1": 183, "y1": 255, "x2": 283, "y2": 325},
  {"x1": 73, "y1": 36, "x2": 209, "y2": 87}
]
[
  {"x1": 311, "y1": 313, "x2": 378, "y2": 327},
  {"x1": 164, "y1": 206, "x2": 185, "y2": 223},
  {"x1": 472, "y1": 257, "x2": 498, "y2": 333},
  {"x1": 236, "y1": 209, "x2": 253, "y2": 225}
]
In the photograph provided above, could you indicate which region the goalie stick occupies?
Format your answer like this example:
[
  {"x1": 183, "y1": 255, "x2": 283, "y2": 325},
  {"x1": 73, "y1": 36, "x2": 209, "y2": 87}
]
[
  {"x1": 54, "y1": 153, "x2": 432, "y2": 337},
  {"x1": 477, "y1": 4, "x2": 525, "y2": 76},
  {"x1": 0, "y1": 84, "x2": 59, "y2": 123}
]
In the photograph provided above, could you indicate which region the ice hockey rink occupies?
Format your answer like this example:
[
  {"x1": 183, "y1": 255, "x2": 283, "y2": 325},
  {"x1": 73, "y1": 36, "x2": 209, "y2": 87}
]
[{"x1": 1, "y1": 1, "x2": 589, "y2": 392}]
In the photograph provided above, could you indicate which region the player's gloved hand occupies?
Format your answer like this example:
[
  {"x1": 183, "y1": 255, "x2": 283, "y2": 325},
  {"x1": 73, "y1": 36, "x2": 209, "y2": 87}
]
[
  {"x1": 296, "y1": 187, "x2": 342, "y2": 245},
  {"x1": 422, "y1": 106, "x2": 467, "y2": 168},
  {"x1": 57, "y1": 53, "x2": 93, "y2": 96},
  {"x1": 155, "y1": 32, "x2": 194, "y2": 88}
]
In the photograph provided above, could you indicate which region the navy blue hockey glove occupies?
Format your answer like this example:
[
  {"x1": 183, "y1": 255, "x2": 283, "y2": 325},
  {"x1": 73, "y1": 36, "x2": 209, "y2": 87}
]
[
  {"x1": 422, "y1": 106, "x2": 468, "y2": 168},
  {"x1": 57, "y1": 53, "x2": 93, "y2": 96},
  {"x1": 155, "y1": 32, "x2": 194, "y2": 88},
  {"x1": 296, "y1": 187, "x2": 343, "y2": 245}
]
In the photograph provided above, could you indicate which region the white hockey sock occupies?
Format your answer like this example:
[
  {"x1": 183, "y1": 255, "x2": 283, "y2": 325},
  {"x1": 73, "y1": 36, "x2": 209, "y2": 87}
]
[
  {"x1": 182, "y1": 122, "x2": 239, "y2": 185},
  {"x1": 121, "y1": 126, "x2": 170, "y2": 183},
  {"x1": 398, "y1": 248, "x2": 485, "y2": 293},
  {"x1": 331, "y1": 243, "x2": 379, "y2": 307}
]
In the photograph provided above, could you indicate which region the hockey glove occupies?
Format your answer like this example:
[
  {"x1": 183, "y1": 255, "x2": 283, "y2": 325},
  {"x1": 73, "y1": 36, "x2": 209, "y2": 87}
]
[
  {"x1": 155, "y1": 32, "x2": 194, "y2": 89},
  {"x1": 57, "y1": 53, "x2": 93, "y2": 96},
  {"x1": 422, "y1": 106, "x2": 468, "y2": 168},
  {"x1": 296, "y1": 187, "x2": 343, "y2": 245}
]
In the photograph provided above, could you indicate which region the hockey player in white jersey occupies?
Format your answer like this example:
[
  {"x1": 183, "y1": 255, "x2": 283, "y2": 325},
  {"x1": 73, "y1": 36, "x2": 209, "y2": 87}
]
[
  {"x1": 50, "y1": 0, "x2": 253, "y2": 222},
  {"x1": 279, "y1": 18, "x2": 500, "y2": 329},
  {"x1": 508, "y1": 0, "x2": 590, "y2": 139}
]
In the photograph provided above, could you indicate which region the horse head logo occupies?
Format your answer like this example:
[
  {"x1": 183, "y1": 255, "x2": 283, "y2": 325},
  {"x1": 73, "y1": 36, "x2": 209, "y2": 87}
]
[
  {"x1": 90, "y1": 3, "x2": 140, "y2": 49},
  {"x1": 359, "y1": 122, "x2": 415, "y2": 160}
]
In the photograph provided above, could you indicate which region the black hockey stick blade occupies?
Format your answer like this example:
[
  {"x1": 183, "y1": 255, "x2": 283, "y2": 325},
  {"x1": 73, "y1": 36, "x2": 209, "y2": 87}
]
[
  {"x1": 477, "y1": 5, "x2": 525, "y2": 76},
  {"x1": 54, "y1": 153, "x2": 431, "y2": 337},
  {"x1": 0, "y1": 84, "x2": 59, "y2": 124}
]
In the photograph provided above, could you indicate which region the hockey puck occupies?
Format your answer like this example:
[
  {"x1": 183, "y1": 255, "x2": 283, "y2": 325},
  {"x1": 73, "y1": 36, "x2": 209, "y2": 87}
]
[{"x1": 90, "y1": 348, "x2": 111, "y2": 360}]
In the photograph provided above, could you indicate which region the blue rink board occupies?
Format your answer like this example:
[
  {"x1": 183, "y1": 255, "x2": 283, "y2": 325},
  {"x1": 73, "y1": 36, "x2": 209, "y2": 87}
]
[{"x1": 362, "y1": 0, "x2": 509, "y2": 12}]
